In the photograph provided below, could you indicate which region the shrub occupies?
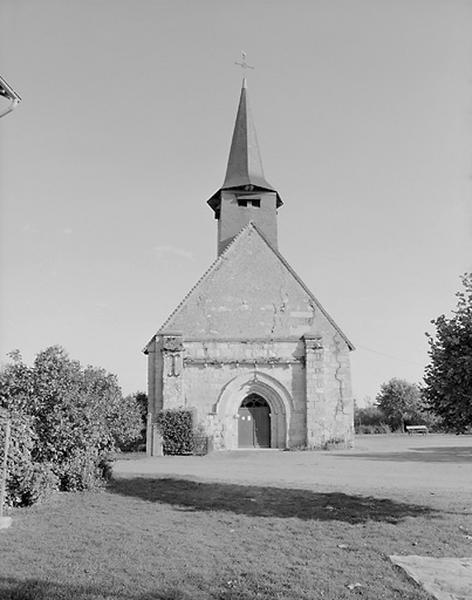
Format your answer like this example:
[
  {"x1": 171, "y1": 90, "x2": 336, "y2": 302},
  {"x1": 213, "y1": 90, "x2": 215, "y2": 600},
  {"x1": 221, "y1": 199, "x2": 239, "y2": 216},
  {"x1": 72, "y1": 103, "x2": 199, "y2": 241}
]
[
  {"x1": 156, "y1": 409, "x2": 194, "y2": 455},
  {"x1": 7, "y1": 462, "x2": 59, "y2": 507},
  {"x1": 55, "y1": 449, "x2": 107, "y2": 492},
  {"x1": 1, "y1": 347, "x2": 144, "y2": 502},
  {"x1": 354, "y1": 405, "x2": 386, "y2": 431},
  {"x1": 357, "y1": 423, "x2": 391, "y2": 435},
  {"x1": 111, "y1": 392, "x2": 146, "y2": 451},
  {"x1": 0, "y1": 413, "x2": 58, "y2": 508}
]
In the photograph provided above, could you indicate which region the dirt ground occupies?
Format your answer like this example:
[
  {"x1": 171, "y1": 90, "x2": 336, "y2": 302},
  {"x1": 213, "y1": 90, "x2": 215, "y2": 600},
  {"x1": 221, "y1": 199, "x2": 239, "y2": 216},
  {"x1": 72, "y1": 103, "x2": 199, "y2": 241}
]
[{"x1": 114, "y1": 434, "x2": 472, "y2": 508}]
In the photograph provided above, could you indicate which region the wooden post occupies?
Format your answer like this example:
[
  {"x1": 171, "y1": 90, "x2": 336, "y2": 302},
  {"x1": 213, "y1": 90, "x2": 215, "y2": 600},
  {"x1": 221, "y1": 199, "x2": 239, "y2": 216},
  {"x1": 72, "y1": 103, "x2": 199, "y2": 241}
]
[{"x1": 0, "y1": 418, "x2": 11, "y2": 519}]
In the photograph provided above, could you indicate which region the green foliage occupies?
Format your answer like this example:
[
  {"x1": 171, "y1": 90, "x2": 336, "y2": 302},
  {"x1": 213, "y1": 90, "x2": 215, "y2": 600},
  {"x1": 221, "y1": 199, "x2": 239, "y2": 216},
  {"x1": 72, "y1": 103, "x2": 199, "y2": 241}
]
[
  {"x1": 7, "y1": 461, "x2": 59, "y2": 508},
  {"x1": 423, "y1": 273, "x2": 472, "y2": 433},
  {"x1": 133, "y1": 392, "x2": 148, "y2": 421},
  {"x1": 0, "y1": 412, "x2": 58, "y2": 508},
  {"x1": 56, "y1": 449, "x2": 111, "y2": 492},
  {"x1": 0, "y1": 351, "x2": 34, "y2": 414},
  {"x1": 357, "y1": 423, "x2": 392, "y2": 435},
  {"x1": 354, "y1": 404, "x2": 388, "y2": 434},
  {"x1": 376, "y1": 378, "x2": 427, "y2": 431},
  {"x1": 119, "y1": 391, "x2": 147, "y2": 451},
  {"x1": 156, "y1": 409, "x2": 194, "y2": 455},
  {"x1": 0, "y1": 345, "x2": 143, "y2": 505}
]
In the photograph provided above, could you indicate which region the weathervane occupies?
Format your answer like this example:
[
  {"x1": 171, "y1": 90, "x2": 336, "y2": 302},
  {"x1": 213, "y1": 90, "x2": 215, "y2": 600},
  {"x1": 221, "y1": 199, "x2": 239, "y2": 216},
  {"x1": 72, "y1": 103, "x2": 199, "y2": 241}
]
[
  {"x1": 235, "y1": 51, "x2": 255, "y2": 73},
  {"x1": 0, "y1": 73, "x2": 21, "y2": 119}
]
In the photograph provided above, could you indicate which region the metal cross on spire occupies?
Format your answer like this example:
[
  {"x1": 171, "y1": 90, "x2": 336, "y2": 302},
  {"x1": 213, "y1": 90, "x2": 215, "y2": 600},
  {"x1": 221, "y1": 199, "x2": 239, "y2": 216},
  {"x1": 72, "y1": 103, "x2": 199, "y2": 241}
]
[
  {"x1": 234, "y1": 51, "x2": 255, "y2": 73},
  {"x1": 0, "y1": 73, "x2": 21, "y2": 119}
]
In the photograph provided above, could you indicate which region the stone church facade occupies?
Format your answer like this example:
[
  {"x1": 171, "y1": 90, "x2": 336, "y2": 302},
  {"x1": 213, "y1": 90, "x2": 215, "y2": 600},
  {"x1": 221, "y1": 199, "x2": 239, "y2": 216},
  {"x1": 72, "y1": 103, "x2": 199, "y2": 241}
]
[{"x1": 144, "y1": 79, "x2": 354, "y2": 453}]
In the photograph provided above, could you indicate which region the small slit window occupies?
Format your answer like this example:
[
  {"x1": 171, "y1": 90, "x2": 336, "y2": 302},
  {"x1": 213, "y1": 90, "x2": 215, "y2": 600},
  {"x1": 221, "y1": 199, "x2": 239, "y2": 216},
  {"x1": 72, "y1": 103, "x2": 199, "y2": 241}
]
[{"x1": 237, "y1": 199, "x2": 248, "y2": 207}]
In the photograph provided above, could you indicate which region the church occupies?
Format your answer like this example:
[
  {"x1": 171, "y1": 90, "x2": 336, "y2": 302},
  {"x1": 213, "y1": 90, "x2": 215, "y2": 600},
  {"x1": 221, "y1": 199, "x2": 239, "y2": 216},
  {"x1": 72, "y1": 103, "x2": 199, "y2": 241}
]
[{"x1": 144, "y1": 78, "x2": 354, "y2": 453}]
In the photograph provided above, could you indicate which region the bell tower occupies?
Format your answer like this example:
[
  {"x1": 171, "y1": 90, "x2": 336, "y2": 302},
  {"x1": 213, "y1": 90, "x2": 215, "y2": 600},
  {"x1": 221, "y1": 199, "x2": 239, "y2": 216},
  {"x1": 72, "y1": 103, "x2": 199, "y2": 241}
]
[{"x1": 207, "y1": 78, "x2": 283, "y2": 255}]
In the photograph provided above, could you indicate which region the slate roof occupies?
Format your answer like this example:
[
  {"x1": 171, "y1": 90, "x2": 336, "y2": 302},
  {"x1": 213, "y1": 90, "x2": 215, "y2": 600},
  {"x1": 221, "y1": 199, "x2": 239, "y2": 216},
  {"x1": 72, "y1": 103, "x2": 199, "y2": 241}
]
[{"x1": 207, "y1": 79, "x2": 282, "y2": 212}]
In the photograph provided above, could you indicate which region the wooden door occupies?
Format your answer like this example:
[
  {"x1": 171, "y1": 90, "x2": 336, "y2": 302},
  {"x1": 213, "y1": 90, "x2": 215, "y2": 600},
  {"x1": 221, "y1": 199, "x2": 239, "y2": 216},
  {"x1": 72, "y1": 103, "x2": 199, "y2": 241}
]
[
  {"x1": 252, "y1": 405, "x2": 270, "y2": 448},
  {"x1": 238, "y1": 395, "x2": 271, "y2": 448},
  {"x1": 238, "y1": 407, "x2": 254, "y2": 447}
]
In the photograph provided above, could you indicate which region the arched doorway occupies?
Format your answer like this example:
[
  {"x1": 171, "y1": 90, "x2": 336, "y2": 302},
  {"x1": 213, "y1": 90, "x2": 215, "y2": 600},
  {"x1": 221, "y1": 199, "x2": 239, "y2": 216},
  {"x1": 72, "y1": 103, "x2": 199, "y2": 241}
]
[
  {"x1": 214, "y1": 371, "x2": 293, "y2": 450},
  {"x1": 238, "y1": 393, "x2": 271, "y2": 448}
]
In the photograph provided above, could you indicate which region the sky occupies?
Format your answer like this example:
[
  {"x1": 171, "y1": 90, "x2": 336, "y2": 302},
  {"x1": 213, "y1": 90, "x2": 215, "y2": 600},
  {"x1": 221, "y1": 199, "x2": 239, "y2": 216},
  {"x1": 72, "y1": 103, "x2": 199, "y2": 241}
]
[{"x1": 1, "y1": 0, "x2": 471, "y2": 404}]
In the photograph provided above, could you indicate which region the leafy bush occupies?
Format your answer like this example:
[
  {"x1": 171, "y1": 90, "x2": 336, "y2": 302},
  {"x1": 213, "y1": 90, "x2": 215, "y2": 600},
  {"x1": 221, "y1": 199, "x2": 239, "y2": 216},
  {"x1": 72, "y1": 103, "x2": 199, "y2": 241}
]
[
  {"x1": 0, "y1": 346, "x2": 144, "y2": 504},
  {"x1": 55, "y1": 448, "x2": 109, "y2": 492},
  {"x1": 354, "y1": 405, "x2": 386, "y2": 432},
  {"x1": 156, "y1": 409, "x2": 194, "y2": 455},
  {"x1": 357, "y1": 423, "x2": 392, "y2": 435},
  {"x1": 7, "y1": 462, "x2": 59, "y2": 507},
  {"x1": 115, "y1": 392, "x2": 147, "y2": 451},
  {"x1": 0, "y1": 412, "x2": 58, "y2": 508}
]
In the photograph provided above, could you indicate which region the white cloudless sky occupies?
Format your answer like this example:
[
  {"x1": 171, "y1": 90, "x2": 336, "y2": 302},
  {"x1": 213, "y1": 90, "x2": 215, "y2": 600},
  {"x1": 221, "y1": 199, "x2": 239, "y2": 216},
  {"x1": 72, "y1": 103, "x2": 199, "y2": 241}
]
[{"x1": 1, "y1": 0, "x2": 471, "y2": 403}]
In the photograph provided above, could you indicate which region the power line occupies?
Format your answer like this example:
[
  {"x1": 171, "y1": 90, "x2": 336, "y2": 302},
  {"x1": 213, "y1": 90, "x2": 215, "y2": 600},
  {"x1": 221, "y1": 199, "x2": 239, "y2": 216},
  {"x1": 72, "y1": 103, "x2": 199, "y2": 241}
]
[{"x1": 356, "y1": 344, "x2": 426, "y2": 368}]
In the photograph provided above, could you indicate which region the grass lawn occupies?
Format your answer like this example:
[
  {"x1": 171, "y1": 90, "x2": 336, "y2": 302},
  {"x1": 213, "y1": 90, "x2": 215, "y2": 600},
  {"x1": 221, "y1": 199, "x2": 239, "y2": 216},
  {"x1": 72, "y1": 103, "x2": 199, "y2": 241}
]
[{"x1": 1, "y1": 435, "x2": 471, "y2": 600}]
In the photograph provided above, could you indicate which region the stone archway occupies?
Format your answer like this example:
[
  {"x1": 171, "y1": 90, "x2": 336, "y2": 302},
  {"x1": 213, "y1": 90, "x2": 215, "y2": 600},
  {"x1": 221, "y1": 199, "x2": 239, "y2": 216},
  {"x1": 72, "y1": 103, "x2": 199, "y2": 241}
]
[{"x1": 214, "y1": 372, "x2": 293, "y2": 450}]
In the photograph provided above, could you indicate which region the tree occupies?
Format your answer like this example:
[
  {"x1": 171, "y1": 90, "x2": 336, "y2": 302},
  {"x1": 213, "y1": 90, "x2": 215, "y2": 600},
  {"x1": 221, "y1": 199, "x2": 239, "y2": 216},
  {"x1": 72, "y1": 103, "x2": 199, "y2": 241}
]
[
  {"x1": 0, "y1": 346, "x2": 144, "y2": 502},
  {"x1": 354, "y1": 402, "x2": 389, "y2": 433},
  {"x1": 423, "y1": 273, "x2": 472, "y2": 432},
  {"x1": 376, "y1": 378, "x2": 424, "y2": 431},
  {"x1": 120, "y1": 392, "x2": 148, "y2": 451}
]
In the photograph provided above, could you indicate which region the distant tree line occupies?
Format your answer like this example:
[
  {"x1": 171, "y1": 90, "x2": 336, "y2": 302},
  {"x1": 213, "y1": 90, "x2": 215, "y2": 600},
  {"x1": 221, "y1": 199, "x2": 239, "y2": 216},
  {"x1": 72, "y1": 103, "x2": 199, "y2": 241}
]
[{"x1": 355, "y1": 378, "x2": 439, "y2": 434}]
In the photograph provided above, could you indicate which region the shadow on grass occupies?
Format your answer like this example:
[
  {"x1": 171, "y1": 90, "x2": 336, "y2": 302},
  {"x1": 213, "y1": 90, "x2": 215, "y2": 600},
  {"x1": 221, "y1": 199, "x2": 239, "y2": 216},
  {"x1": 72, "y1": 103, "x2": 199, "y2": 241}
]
[
  {"x1": 337, "y1": 445, "x2": 472, "y2": 463},
  {"x1": 109, "y1": 477, "x2": 433, "y2": 524},
  {"x1": 0, "y1": 577, "x2": 261, "y2": 600},
  {"x1": 0, "y1": 577, "x2": 191, "y2": 600}
]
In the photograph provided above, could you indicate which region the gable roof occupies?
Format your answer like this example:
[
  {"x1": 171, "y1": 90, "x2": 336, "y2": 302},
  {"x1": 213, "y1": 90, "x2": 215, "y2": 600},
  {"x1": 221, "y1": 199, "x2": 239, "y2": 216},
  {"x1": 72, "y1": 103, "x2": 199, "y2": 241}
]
[{"x1": 144, "y1": 223, "x2": 354, "y2": 352}]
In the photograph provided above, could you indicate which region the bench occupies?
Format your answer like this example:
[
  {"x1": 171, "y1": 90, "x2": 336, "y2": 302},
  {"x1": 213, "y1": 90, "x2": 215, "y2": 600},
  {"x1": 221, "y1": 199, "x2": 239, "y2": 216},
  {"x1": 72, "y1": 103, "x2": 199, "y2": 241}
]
[{"x1": 406, "y1": 425, "x2": 428, "y2": 435}]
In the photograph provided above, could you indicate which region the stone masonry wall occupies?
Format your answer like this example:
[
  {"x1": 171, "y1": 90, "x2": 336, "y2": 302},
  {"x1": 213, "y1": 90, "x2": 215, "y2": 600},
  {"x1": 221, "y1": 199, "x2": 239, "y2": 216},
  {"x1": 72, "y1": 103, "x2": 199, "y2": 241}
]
[
  {"x1": 148, "y1": 335, "x2": 353, "y2": 451},
  {"x1": 305, "y1": 334, "x2": 353, "y2": 448},
  {"x1": 147, "y1": 225, "x2": 354, "y2": 453}
]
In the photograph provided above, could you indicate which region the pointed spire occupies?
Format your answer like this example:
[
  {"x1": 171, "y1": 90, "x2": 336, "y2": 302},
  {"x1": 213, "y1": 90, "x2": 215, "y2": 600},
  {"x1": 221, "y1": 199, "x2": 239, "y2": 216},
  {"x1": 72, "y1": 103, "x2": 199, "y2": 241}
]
[
  {"x1": 221, "y1": 78, "x2": 275, "y2": 192},
  {"x1": 207, "y1": 79, "x2": 282, "y2": 212}
]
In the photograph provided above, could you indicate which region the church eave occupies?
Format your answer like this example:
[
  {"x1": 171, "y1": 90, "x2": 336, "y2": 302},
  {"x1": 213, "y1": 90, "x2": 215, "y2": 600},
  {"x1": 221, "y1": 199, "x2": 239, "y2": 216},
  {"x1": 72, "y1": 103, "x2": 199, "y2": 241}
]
[{"x1": 207, "y1": 185, "x2": 283, "y2": 212}]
